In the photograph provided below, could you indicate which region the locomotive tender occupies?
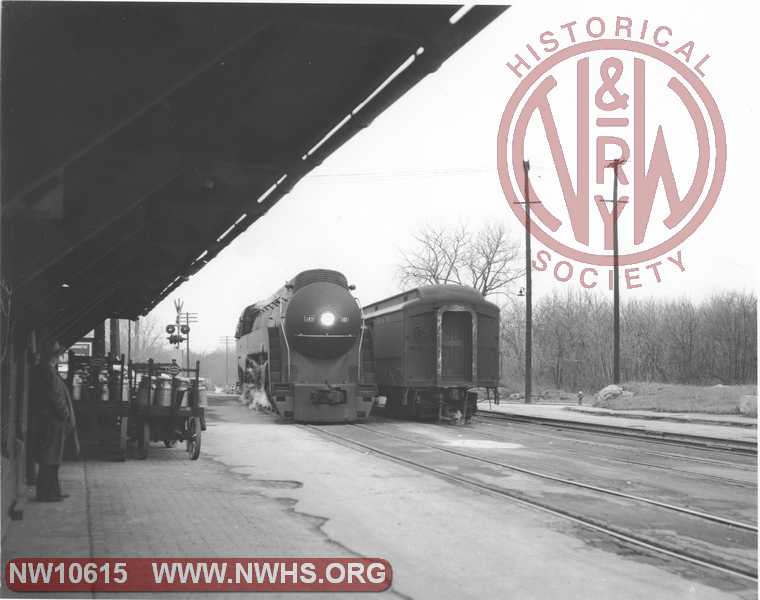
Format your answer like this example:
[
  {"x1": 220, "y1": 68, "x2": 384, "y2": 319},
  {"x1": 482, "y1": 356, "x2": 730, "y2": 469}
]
[
  {"x1": 235, "y1": 269, "x2": 375, "y2": 423},
  {"x1": 363, "y1": 285, "x2": 500, "y2": 422}
]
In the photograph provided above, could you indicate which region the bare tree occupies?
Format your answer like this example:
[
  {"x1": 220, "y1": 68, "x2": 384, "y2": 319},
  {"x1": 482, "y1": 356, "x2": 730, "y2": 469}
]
[
  {"x1": 500, "y1": 289, "x2": 757, "y2": 392},
  {"x1": 398, "y1": 224, "x2": 468, "y2": 288},
  {"x1": 398, "y1": 223, "x2": 523, "y2": 297},
  {"x1": 119, "y1": 314, "x2": 168, "y2": 361},
  {"x1": 463, "y1": 223, "x2": 523, "y2": 297}
]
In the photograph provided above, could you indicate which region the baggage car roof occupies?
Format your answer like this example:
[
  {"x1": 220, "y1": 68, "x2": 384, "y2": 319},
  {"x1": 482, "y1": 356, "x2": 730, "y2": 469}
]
[{"x1": 363, "y1": 284, "x2": 499, "y2": 318}]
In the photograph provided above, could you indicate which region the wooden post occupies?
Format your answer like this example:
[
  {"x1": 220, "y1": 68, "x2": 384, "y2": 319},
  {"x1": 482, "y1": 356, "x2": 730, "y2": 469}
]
[
  {"x1": 93, "y1": 321, "x2": 106, "y2": 357},
  {"x1": 109, "y1": 318, "x2": 120, "y2": 357},
  {"x1": 612, "y1": 161, "x2": 621, "y2": 385},
  {"x1": 134, "y1": 318, "x2": 140, "y2": 360},
  {"x1": 523, "y1": 160, "x2": 532, "y2": 405}
]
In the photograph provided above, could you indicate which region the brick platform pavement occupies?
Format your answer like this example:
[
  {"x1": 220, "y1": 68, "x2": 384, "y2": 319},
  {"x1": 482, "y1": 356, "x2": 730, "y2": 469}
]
[{"x1": 1, "y1": 444, "x2": 389, "y2": 599}]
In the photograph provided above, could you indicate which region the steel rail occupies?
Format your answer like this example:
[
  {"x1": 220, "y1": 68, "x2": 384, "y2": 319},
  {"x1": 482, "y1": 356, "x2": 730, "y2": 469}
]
[
  {"x1": 477, "y1": 410, "x2": 757, "y2": 455},
  {"x1": 304, "y1": 424, "x2": 758, "y2": 583},
  {"x1": 349, "y1": 423, "x2": 756, "y2": 532},
  {"x1": 468, "y1": 419, "x2": 757, "y2": 485},
  {"x1": 471, "y1": 416, "x2": 757, "y2": 469}
]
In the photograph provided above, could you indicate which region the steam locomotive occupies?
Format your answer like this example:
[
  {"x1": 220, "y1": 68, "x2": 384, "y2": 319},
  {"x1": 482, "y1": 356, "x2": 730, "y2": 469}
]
[
  {"x1": 235, "y1": 269, "x2": 375, "y2": 423},
  {"x1": 363, "y1": 285, "x2": 500, "y2": 422}
]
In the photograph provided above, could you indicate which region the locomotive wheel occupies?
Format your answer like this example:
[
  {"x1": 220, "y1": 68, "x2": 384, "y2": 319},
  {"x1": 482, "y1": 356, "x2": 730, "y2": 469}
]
[
  {"x1": 137, "y1": 421, "x2": 149, "y2": 460},
  {"x1": 186, "y1": 417, "x2": 201, "y2": 460}
]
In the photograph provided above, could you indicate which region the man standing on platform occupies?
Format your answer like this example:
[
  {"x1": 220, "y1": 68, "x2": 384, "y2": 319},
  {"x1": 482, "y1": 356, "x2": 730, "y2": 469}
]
[{"x1": 32, "y1": 340, "x2": 78, "y2": 502}]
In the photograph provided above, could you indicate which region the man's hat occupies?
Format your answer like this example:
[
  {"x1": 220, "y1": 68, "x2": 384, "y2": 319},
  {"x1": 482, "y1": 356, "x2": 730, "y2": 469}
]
[{"x1": 40, "y1": 340, "x2": 63, "y2": 358}]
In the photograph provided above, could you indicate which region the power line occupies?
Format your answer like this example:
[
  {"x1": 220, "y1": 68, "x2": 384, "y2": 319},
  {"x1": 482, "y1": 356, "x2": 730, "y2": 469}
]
[
  {"x1": 307, "y1": 167, "x2": 493, "y2": 181},
  {"x1": 219, "y1": 336, "x2": 235, "y2": 388}
]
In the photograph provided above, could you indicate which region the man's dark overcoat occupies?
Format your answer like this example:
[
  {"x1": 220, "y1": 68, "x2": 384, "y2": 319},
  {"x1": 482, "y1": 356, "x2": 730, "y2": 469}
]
[{"x1": 33, "y1": 363, "x2": 74, "y2": 465}]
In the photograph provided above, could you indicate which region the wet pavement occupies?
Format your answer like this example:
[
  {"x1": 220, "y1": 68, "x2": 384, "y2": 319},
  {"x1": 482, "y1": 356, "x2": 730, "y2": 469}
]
[
  {"x1": 2, "y1": 396, "x2": 756, "y2": 599},
  {"x1": 320, "y1": 418, "x2": 756, "y2": 581}
]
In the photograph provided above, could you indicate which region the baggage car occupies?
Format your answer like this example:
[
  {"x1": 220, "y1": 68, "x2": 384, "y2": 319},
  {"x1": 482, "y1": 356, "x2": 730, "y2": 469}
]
[{"x1": 363, "y1": 285, "x2": 499, "y2": 422}]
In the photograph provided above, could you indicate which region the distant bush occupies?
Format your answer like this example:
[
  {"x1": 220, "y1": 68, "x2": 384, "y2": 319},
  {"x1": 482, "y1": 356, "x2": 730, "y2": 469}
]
[{"x1": 500, "y1": 290, "x2": 757, "y2": 393}]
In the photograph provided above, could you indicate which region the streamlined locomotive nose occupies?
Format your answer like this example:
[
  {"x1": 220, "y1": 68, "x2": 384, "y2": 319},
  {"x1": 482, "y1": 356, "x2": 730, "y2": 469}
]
[{"x1": 284, "y1": 281, "x2": 361, "y2": 359}]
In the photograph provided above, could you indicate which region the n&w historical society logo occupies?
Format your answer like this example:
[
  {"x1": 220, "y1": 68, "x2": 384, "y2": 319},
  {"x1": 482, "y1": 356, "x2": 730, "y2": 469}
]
[{"x1": 497, "y1": 16, "x2": 726, "y2": 289}]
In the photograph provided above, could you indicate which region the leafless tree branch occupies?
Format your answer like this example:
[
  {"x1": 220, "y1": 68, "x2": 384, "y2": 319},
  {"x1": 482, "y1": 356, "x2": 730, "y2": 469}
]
[{"x1": 397, "y1": 222, "x2": 524, "y2": 298}]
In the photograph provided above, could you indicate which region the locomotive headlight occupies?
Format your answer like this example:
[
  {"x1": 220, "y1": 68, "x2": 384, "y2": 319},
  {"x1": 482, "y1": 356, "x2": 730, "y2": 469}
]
[{"x1": 319, "y1": 311, "x2": 336, "y2": 327}]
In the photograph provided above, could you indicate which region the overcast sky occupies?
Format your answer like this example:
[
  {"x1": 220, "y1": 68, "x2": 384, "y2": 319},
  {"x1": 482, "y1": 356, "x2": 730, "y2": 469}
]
[{"x1": 146, "y1": 0, "x2": 759, "y2": 352}]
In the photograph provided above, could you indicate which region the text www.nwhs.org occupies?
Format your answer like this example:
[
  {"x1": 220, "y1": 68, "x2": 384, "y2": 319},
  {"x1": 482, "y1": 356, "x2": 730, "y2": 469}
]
[
  {"x1": 153, "y1": 560, "x2": 388, "y2": 585},
  {"x1": 6, "y1": 558, "x2": 392, "y2": 592}
]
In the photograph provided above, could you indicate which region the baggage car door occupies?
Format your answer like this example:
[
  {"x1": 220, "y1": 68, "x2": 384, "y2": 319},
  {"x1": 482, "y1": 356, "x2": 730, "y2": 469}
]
[
  {"x1": 407, "y1": 311, "x2": 435, "y2": 385},
  {"x1": 441, "y1": 311, "x2": 472, "y2": 380},
  {"x1": 477, "y1": 312, "x2": 499, "y2": 383}
]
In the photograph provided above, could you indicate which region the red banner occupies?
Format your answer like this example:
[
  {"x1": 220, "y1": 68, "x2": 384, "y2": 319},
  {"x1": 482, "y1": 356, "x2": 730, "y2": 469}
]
[{"x1": 5, "y1": 557, "x2": 392, "y2": 592}]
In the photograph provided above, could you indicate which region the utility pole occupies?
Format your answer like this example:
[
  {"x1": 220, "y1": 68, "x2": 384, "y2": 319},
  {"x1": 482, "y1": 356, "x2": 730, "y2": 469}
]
[
  {"x1": 219, "y1": 336, "x2": 235, "y2": 387},
  {"x1": 185, "y1": 314, "x2": 190, "y2": 372},
  {"x1": 169, "y1": 299, "x2": 198, "y2": 372},
  {"x1": 612, "y1": 160, "x2": 620, "y2": 385},
  {"x1": 514, "y1": 160, "x2": 540, "y2": 404},
  {"x1": 178, "y1": 312, "x2": 198, "y2": 372},
  {"x1": 601, "y1": 158, "x2": 627, "y2": 384},
  {"x1": 524, "y1": 160, "x2": 532, "y2": 404}
]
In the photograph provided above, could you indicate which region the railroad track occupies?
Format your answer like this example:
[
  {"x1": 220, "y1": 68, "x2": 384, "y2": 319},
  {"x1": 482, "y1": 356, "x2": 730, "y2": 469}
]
[
  {"x1": 305, "y1": 423, "x2": 758, "y2": 584},
  {"x1": 477, "y1": 409, "x2": 758, "y2": 455},
  {"x1": 349, "y1": 423, "x2": 757, "y2": 531},
  {"x1": 469, "y1": 418, "x2": 757, "y2": 486},
  {"x1": 373, "y1": 412, "x2": 755, "y2": 469}
]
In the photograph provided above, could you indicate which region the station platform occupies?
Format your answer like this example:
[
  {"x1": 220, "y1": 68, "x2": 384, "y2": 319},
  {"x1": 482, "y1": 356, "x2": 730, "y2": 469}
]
[
  {"x1": 1, "y1": 397, "x2": 749, "y2": 599},
  {"x1": 1, "y1": 429, "x2": 366, "y2": 599},
  {"x1": 477, "y1": 401, "x2": 758, "y2": 444}
]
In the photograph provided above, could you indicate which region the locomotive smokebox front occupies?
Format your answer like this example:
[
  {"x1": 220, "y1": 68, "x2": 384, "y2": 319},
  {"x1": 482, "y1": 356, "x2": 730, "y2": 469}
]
[{"x1": 284, "y1": 275, "x2": 361, "y2": 360}]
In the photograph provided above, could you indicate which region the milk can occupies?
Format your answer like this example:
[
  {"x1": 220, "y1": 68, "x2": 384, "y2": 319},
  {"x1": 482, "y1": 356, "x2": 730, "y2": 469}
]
[
  {"x1": 154, "y1": 376, "x2": 173, "y2": 407},
  {"x1": 198, "y1": 381, "x2": 208, "y2": 408},
  {"x1": 71, "y1": 372, "x2": 83, "y2": 402},
  {"x1": 98, "y1": 372, "x2": 110, "y2": 402},
  {"x1": 176, "y1": 378, "x2": 189, "y2": 408},
  {"x1": 122, "y1": 379, "x2": 131, "y2": 402},
  {"x1": 136, "y1": 377, "x2": 153, "y2": 407}
]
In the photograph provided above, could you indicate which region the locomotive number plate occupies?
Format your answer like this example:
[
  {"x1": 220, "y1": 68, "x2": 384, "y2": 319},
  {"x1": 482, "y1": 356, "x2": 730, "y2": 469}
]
[{"x1": 311, "y1": 389, "x2": 347, "y2": 405}]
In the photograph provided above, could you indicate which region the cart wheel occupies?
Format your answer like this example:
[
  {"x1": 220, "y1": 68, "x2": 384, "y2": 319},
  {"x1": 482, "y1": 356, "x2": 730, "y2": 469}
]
[
  {"x1": 118, "y1": 417, "x2": 129, "y2": 461},
  {"x1": 138, "y1": 421, "x2": 149, "y2": 460},
  {"x1": 164, "y1": 440, "x2": 177, "y2": 448},
  {"x1": 186, "y1": 417, "x2": 201, "y2": 460}
]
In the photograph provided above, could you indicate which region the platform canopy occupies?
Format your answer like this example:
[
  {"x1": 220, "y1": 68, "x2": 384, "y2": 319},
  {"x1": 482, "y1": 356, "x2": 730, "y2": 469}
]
[{"x1": 1, "y1": 2, "x2": 506, "y2": 347}]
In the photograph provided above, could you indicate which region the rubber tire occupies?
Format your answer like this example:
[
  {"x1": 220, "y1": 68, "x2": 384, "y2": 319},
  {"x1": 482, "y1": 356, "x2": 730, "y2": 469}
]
[
  {"x1": 187, "y1": 417, "x2": 201, "y2": 460},
  {"x1": 117, "y1": 417, "x2": 128, "y2": 461},
  {"x1": 138, "y1": 421, "x2": 149, "y2": 460}
]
